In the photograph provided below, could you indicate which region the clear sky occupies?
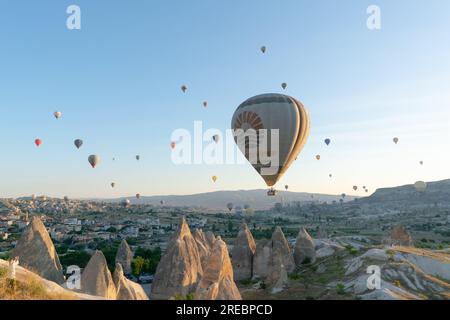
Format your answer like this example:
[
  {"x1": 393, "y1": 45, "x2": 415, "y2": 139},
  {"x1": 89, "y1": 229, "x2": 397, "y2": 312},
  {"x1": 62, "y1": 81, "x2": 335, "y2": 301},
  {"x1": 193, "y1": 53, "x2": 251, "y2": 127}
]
[{"x1": 1, "y1": 0, "x2": 450, "y2": 199}]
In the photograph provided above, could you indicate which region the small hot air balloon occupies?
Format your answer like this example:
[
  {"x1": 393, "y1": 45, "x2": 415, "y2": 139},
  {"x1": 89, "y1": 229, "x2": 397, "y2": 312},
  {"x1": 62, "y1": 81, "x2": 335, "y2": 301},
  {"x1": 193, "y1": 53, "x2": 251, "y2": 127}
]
[
  {"x1": 212, "y1": 176, "x2": 218, "y2": 183},
  {"x1": 212, "y1": 135, "x2": 219, "y2": 143},
  {"x1": 35, "y1": 139, "x2": 42, "y2": 147},
  {"x1": 64, "y1": 196, "x2": 69, "y2": 202},
  {"x1": 122, "y1": 199, "x2": 130, "y2": 208},
  {"x1": 160, "y1": 200, "x2": 164, "y2": 205},
  {"x1": 281, "y1": 83, "x2": 287, "y2": 90},
  {"x1": 316, "y1": 155, "x2": 321, "y2": 161},
  {"x1": 365, "y1": 189, "x2": 369, "y2": 193},
  {"x1": 111, "y1": 182, "x2": 116, "y2": 188},
  {"x1": 363, "y1": 186, "x2": 366, "y2": 189},
  {"x1": 74, "y1": 139, "x2": 83, "y2": 149},
  {"x1": 353, "y1": 186, "x2": 358, "y2": 191},
  {"x1": 341, "y1": 193, "x2": 346, "y2": 198},
  {"x1": 329, "y1": 174, "x2": 332, "y2": 178},
  {"x1": 31, "y1": 194, "x2": 36, "y2": 201},
  {"x1": 285, "y1": 185, "x2": 289, "y2": 190},
  {"x1": 136, "y1": 193, "x2": 140, "y2": 199},
  {"x1": 181, "y1": 85, "x2": 188, "y2": 93},
  {"x1": 170, "y1": 141, "x2": 176, "y2": 149},
  {"x1": 420, "y1": 161, "x2": 424, "y2": 165},
  {"x1": 414, "y1": 181, "x2": 427, "y2": 192},
  {"x1": 203, "y1": 101, "x2": 208, "y2": 108},
  {"x1": 136, "y1": 155, "x2": 140, "y2": 161},
  {"x1": 324, "y1": 138, "x2": 331, "y2": 146},
  {"x1": 393, "y1": 137, "x2": 399, "y2": 144},
  {"x1": 88, "y1": 155, "x2": 100, "y2": 168},
  {"x1": 260, "y1": 46, "x2": 266, "y2": 53},
  {"x1": 227, "y1": 202, "x2": 234, "y2": 212},
  {"x1": 54, "y1": 111, "x2": 62, "y2": 119}
]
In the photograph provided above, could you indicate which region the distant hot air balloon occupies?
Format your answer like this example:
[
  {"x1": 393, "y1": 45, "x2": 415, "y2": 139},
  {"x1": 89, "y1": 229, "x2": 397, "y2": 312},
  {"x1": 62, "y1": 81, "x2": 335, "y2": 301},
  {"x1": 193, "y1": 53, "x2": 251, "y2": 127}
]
[
  {"x1": 136, "y1": 193, "x2": 140, "y2": 199},
  {"x1": 341, "y1": 193, "x2": 346, "y2": 198},
  {"x1": 329, "y1": 174, "x2": 332, "y2": 178},
  {"x1": 31, "y1": 194, "x2": 36, "y2": 201},
  {"x1": 339, "y1": 199, "x2": 344, "y2": 204},
  {"x1": 212, "y1": 176, "x2": 218, "y2": 183},
  {"x1": 212, "y1": 135, "x2": 220, "y2": 143},
  {"x1": 160, "y1": 200, "x2": 164, "y2": 205},
  {"x1": 324, "y1": 138, "x2": 331, "y2": 146},
  {"x1": 420, "y1": 161, "x2": 424, "y2": 165},
  {"x1": 316, "y1": 155, "x2": 321, "y2": 161},
  {"x1": 231, "y1": 94, "x2": 310, "y2": 188},
  {"x1": 74, "y1": 139, "x2": 83, "y2": 149},
  {"x1": 88, "y1": 155, "x2": 100, "y2": 168},
  {"x1": 260, "y1": 46, "x2": 266, "y2": 53},
  {"x1": 54, "y1": 111, "x2": 62, "y2": 119},
  {"x1": 170, "y1": 141, "x2": 176, "y2": 149},
  {"x1": 281, "y1": 83, "x2": 287, "y2": 90},
  {"x1": 64, "y1": 196, "x2": 69, "y2": 202},
  {"x1": 136, "y1": 155, "x2": 140, "y2": 161},
  {"x1": 353, "y1": 186, "x2": 358, "y2": 191},
  {"x1": 363, "y1": 186, "x2": 366, "y2": 189},
  {"x1": 35, "y1": 139, "x2": 42, "y2": 147},
  {"x1": 393, "y1": 137, "x2": 399, "y2": 144},
  {"x1": 227, "y1": 202, "x2": 234, "y2": 212},
  {"x1": 122, "y1": 199, "x2": 130, "y2": 207},
  {"x1": 365, "y1": 189, "x2": 369, "y2": 193},
  {"x1": 285, "y1": 185, "x2": 289, "y2": 190},
  {"x1": 414, "y1": 181, "x2": 427, "y2": 192},
  {"x1": 111, "y1": 182, "x2": 115, "y2": 188},
  {"x1": 181, "y1": 85, "x2": 188, "y2": 93},
  {"x1": 203, "y1": 101, "x2": 208, "y2": 108}
]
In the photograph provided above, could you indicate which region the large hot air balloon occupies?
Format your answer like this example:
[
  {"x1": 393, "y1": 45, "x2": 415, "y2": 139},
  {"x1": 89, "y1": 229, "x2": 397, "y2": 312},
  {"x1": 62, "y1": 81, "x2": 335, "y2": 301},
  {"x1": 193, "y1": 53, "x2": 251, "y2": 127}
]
[
  {"x1": 227, "y1": 202, "x2": 234, "y2": 212},
  {"x1": 74, "y1": 139, "x2": 83, "y2": 149},
  {"x1": 88, "y1": 155, "x2": 100, "y2": 168},
  {"x1": 35, "y1": 139, "x2": 42, "y2": 147},
  {"x1": 212, "y1": 135, "x2": 220, "y2": 143},
  {"x1": 54, "y1": 111, "x2": 62, "y2": 119},
  {"x1": 212, "y1": 176, "x2": 218, "y2": 183},
  {"x1": 324, "y1": 138, "x2": 331, "y2": 146},
  {"x1": 136, "y1": 155, "x2": 140, "y2": 161},
  {"x1": 315, "y1": 155, "x2": 321, "y2": 161},
  {"x1": 231, "y1": 93, "x2": 310, "y2": 188},
  {"x1": 414, "y1": 181, "x2": 427, "y2": 192},
  {"x1": 111, "y1": 182, "x2": 116, "y2": 188},
  {"x1": 181, "y1": 85, "x2": 188, "y2": 93},
  {"x1": 393, "y1": 137, "x2": 399, "y2": 144},
  {"x1": 260, "y1": 46, "x2": 266, "y2": 53},
  {"x1": 353, "y1": 186, "x2": 358, "y2": 191},
  {"x1": 136, "y1": 193, "x2": 140, "y2": 199}
]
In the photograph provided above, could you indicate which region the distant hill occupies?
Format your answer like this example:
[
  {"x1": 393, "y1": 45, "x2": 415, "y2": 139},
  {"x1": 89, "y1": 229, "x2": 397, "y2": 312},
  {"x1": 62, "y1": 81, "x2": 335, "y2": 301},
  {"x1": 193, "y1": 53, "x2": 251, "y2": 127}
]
[
  {"x1": 357, "y1": 179, "x2": 450, "y2": 208},
  {"x1": 112, "y1": 190, "x2": 357, "y2": 211}
]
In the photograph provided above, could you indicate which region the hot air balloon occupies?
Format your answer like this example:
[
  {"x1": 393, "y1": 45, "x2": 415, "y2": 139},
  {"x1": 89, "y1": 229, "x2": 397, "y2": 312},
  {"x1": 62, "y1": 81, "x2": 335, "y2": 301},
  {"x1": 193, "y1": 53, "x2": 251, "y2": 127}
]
[
  {"x1": 136, "y1": 155, "x2": 140, "y2": 161},
  {"x1": 212, "y1": 135, "x2": 219, "y2": 143},
  {"x1": 160, "y1": 200, "x2": 164, "y2": 205},
  {"x1": 111, "y1": 182, "x2": 116, "y2": 188},
  {"x1": 393, "y1": 137, "x2": 399, "y2": 144},
  {"x1": 35, "y1": 139, "x2": 42, "y2": 147},
  {"x1": 212, "y1": 176, "x2": 218, "y2": 183},
  {"x1": 231, "y1": 93, "x2": 310, "y2": 189},
  {"x1": 170, "y1": 141, "x2": 176, "y2": 149},
  {"x1": 285, "y1": 185, "x2": 289, "y2": 190},
  {"x1": 281, "y1": 83, "x2": 287, "y2": 90},
  {"x1": 414, "y1": 181, "x2": 427, "y2": 192},
  {"x1": 122, "y1": 199, "x2": 131, "y2": 207},
  {"x1": 365, "y1": 189, "x2": 369, "y2": 193},
  {"x1": 316, "y1": 155, "x2": 321, "y2": 161},
  {"x1": 341, "y1": 193, "x2": 346, "y2": 198},
  {"x1": 31, "y1": 194, "x2": 36, "y2": 201},
  {"x1": 329, "y1": 174, "x2": 332, "y2": 178},
  {"x1": 227, "y1": 202, "x2": 234, "y2": 212},
  {"x1": 88, "y1": 155, "x2": 100, "y2": 168},
  {"x1": 260, "y1": 46, "x2": 266, "y2": 53},
  {"x1": 363, "y1": 186, "x2": 366, "y2": 189},
  {"x1": 74, "y1": 139, "x2": 83, "y2": 149},
  {"x1": 353, "y1": 186, "x2": 358, "y2": 191},
  {"x1": 420, "y1": 161, "x2": 423, "y2": 165},
  {"x1": 324, "y1": 138, "x2": 331, "y2": 146},
  {"x1": 181, "y1": 85, "x2": 188, "y2": 93},
  {"x1": 339, "y1": 199, "x2": 344, "y2": 204},
  {"x1": 203, "y1": 101, "x2": 208, "y2": 108},
  {"x1": 54, "y1": 111, "x2": 62, "y2": 119},
  {"x1": 64, "y1": 196, "x2": 69, "y2": 202},
  {"x1": 136, "y1": 193, "x2": 140, "y2": 199}
]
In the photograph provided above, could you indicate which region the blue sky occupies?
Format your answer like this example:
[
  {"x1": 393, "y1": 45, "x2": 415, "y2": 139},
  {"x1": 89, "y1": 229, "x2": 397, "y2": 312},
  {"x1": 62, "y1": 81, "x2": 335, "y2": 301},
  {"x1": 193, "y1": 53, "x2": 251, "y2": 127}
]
[{"x1": 1, "y1": 0, "x2": 450, "y2": 198}]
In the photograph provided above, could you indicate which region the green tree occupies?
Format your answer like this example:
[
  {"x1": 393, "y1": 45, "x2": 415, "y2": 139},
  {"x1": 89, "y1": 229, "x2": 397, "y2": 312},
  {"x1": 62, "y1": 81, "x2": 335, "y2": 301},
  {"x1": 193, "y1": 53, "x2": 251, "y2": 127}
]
[{"x1": 132, "y1": 256, "x2": 146, "y2": 276}]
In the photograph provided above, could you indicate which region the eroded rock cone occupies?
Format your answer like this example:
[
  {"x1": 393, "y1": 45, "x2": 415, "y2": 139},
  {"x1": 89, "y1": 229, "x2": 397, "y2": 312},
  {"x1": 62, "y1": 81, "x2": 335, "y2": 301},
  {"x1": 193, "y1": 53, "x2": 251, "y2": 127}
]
[
  {"x1": 194, "y1": 229, "x2": 210, "y2": 269},
  {"x1": 294, "y1": 228, "x2": 316, "y2": 267},
  {"x1": 384, "y1": 225, "x2": 414, "y2": 247},
  {"x1": 150, "y1": 217, "x2": 203, "y2": 299},
  {"x1": 195, "y1": 237, "x2": 242, "y2": 300},
  {"x1": 205, "y1": 231, "x2": 216, "y2": 248},
  {"x1": 12, "y1": 216, "x2": 65, "y2": 284},
  {"x1": 231, "y1": 223, "x2": 256, "y2": 281},
  {"x1": 81, "y1": 250, "x2": 117, "y2": 299},
  {"x1": 115, "y1": 239, "x2": 133, "y2": 275},
  {"x1": 271, "y1": 227, "x2": 295, "y2": 273},
  {"x1": 253, "y1": 239, "x2": 271, "y2": 279},
  {"x1": 113, "y1": 263, "x2": 148, "y2": 300}
]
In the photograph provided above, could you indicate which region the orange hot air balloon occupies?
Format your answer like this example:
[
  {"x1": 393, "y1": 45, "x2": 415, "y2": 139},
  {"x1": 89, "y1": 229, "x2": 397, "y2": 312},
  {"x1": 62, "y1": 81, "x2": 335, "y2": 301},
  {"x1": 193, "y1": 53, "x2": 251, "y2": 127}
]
[
  {"x1": 35, "y1": 139, "x2": 42, "y2": 147},
  {"x1": 170, "y1": 141, "x2": 176, "y2": 149},
  {"x1": 316, "y1": 155, "x2": 321, "y2": 161}
]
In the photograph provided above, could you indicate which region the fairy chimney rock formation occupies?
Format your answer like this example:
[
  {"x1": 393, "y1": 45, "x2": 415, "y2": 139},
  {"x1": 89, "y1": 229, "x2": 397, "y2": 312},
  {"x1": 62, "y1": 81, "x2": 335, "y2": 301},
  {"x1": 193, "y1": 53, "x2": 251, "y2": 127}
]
[
  {"x1": 80, "y1": 250, "x2": 117, "y2": 299},
  {"x1": 294, "y1": 228, "x2": 316, "y2": 266},
  {"x1": 231, "y1": 223, "x2": 256, "y2": 281},
  {"x1": 115, "y1": 239, "x2": 133, "y2": 275}
]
